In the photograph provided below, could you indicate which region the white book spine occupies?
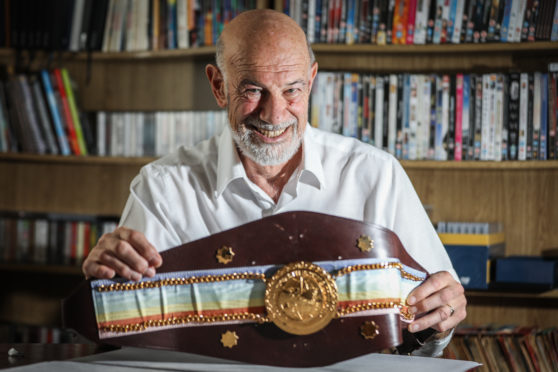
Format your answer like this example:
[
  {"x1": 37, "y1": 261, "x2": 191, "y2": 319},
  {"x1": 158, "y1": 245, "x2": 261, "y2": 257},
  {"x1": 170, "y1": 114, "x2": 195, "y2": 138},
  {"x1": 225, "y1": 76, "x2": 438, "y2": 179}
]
[
  {"x1": 176, "y1": 0, "x2": 190, "y2": 48},
  {"x1": 408, "y1": 74, "x2": 418, "y2": 160},
  {"x1": 69, "y1": 0, "x2": 86, "y2": 51},
  {"x1": 388, "y1": 74, "x2": 398, "y2": 156},
  {"x1": 494, "y1": 74, "x2": 504, "y2": 161},
  {"x1": 414, "y1": 0, "x2": 431, "y2": 44},
  {"x1": 97, "y1": 111, "x2": 107, "y2": 156},
  {"x1": 374, "y1": 76, "x2": 384, "y2": 149},
  {"x1": 451, "y1": 0, "x2": 465, "y2": 44}
]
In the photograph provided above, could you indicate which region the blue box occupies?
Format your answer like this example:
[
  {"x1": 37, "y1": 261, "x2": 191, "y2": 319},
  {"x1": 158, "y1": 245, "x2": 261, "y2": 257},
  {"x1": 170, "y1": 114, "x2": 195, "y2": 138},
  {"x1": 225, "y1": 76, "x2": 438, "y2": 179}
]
[
  {"x1": 493, "y1": 257, "x2": 558, "y2": 290},
  {"x1": 445, "y1": 245, "x2": 492, "y2": 290}
]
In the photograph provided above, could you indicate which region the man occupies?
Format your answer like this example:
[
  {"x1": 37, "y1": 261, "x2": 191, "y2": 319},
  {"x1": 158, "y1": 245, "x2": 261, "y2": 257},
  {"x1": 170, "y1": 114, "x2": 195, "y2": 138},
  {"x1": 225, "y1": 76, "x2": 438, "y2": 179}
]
[{"x1": 82, "y1": 9, "x2": 466, "y2": 356}]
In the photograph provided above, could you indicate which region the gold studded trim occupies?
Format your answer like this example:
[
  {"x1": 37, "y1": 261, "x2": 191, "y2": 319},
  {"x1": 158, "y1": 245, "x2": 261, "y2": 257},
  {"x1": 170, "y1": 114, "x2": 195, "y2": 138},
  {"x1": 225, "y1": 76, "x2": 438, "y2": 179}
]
[
  {"x1": 99, "y1": 312, "x2": 270, "y2": 334},
  {"x1": 335, "y1": 262, "x2": 424, "y2": 282},
  {"x1": 95, "y1": 272, "x2": 266, "y2": 292}
]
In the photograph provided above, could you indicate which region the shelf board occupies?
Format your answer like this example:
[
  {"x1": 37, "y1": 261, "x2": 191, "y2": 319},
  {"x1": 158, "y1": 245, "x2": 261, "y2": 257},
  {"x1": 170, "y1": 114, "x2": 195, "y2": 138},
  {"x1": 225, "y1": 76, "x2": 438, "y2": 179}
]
[
  {"x1": 2, "y1": 153, "x2": 558, "y2": 170},
  {"x1": 400, "y1": 160, "x2": 558, "y2": 170},
  {"x1": 1, "y1": 41, "x2": 556, "y2": 60},
  {"x1": 311, "y1": 41, "x2": 558, "y2": 55},
  {"x1": 0, "y1": 152, "x2": 155, "y2": 166}
]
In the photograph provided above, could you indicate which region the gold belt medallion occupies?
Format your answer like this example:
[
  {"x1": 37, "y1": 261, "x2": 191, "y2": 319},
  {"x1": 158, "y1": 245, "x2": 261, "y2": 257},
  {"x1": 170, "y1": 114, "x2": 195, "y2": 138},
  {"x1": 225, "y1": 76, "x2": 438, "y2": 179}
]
[{"x1": 264, "y1": 262, "x2": 338, "y2": 335}]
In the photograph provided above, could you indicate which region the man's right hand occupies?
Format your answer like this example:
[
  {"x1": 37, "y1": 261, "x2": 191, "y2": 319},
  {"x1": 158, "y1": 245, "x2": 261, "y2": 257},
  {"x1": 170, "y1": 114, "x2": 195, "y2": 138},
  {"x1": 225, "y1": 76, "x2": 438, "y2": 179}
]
[{"x1": 82, "y1": 226, "x2": 163, "y2": 280}]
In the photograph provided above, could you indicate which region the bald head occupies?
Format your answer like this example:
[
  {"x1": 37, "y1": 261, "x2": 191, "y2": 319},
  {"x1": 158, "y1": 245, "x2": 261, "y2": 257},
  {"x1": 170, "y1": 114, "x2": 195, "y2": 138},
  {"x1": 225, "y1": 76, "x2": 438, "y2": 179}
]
[{"x1": 215, "y1": 9, "x2": 315, "y2": 79}]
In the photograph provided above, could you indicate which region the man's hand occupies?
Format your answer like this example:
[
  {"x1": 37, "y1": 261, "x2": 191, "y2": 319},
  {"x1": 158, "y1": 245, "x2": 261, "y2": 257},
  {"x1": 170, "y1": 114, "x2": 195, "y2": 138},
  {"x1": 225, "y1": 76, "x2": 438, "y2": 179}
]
[
  {"x1": 82, "y1": 226, "x2": 162, "y2": 281},
  {"x1": 406, "y1": 271, "x2": 467, "y2": 334}
]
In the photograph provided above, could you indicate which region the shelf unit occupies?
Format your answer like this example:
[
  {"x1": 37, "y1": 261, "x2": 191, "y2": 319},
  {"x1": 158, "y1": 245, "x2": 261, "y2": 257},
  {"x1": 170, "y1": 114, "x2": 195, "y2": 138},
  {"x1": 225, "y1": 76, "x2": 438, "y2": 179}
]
[{"x1": 1, "y1": 42, "x2": 558, "y2": 328}]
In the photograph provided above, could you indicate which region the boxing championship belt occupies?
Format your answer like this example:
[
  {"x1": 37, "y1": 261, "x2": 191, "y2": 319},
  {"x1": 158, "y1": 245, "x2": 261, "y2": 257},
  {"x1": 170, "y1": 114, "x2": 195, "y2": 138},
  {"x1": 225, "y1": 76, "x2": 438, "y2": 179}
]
[{"x1": 62, "y1": 211, "x2": 432, "y2": 367}]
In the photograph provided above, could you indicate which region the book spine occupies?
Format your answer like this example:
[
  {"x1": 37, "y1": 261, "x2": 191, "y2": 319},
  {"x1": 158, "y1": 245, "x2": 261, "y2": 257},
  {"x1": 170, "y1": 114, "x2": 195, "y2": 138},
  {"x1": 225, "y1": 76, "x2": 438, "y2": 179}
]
[
  {"x1": 40, "y1": 70, "x2": 70, "y2": 155},
  {"x1": 374, "y1": 76, "x2": 385, "y2": 148},
  {"x1": 539, "y1": 73, "x2": 548, "y2": 159},
  {"x1": 548, "y1": 71, "x2": 557, "y2": 159},
  {"x1": 30, "y1": 77, "x2": 59, "y2": 155},
  {"x1": 455, "y1": 73, "x2": 463, "y2": 160},
  {"x1": 532, "y1": 71, "x2": 541, "y2": 159},
  {"x1": 518, "y1": 72, "x2": 528, "y2": 160},
  {"x1": 461, "y1": 74, "x2": 470, "y2": 159},
  {"x1": 53, "y1": 69, "x2": 80, "y2": 155},
  {"x1": 406, "y1": 0, "x2": 417, "y2": 44},
  {"x1": 60, "y1": 68, "x2": 87, "y2": 155},
  {"x1": 499, "y1": 0, "x2": 512, "y2": 41},
  {"x1": 508, "y1": 72, "x2": 520, "y2": 160},
  {"x1": 388, "y1": 74, "x2": 398, "y2": 155}
]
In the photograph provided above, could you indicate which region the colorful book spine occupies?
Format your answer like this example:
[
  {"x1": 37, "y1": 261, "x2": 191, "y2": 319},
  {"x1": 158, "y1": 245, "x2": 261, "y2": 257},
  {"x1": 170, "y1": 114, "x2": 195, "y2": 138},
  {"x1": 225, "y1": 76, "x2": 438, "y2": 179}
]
[
  {"x1": 40, "y1": 70, "x2": 70, "y2": 156},
  {"x1": 53, "y1": 69, "x2": 80, "y2": 155},
  {"x1": 60, "y1": 68, "x2": 87, "y2": 155},
  {"x1": 406, "y1": 0, "x2": 418, "y2": 44}
]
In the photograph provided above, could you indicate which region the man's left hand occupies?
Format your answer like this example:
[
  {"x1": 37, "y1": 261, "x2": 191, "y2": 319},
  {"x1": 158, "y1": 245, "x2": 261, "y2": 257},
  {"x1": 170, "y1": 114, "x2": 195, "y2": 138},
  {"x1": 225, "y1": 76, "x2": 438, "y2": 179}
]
[{"x1": 406, "y1": 271, "x2": 467, "y2": 334}]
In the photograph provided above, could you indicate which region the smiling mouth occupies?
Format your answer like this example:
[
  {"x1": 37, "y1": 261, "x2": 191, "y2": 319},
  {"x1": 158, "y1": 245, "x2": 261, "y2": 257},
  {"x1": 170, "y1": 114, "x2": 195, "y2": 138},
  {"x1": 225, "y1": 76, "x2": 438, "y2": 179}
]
[{"x1": 256, "y1": 127, "x2": 288, "y2": 138}]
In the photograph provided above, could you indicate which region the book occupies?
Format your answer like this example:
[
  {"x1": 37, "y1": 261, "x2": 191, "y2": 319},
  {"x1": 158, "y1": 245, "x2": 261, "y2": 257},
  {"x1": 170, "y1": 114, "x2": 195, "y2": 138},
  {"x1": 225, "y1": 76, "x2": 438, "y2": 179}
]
[
  {"x1": 60, "y1": 68, "x2": 87, "y2": 155},
  {"x1": 68, "y1": 0, "x2": 86, "y2": 51},
  {"x1": 30, "y1": 75, "x2": 58, "y2": 155},
  {"x1": 508, "y1": 73, "x2": 520, "y2": 160},
  {"x1": 40, "y1": 69, "x2": 70, "y2": 155},
  {"x1": 414, "y1": 0, "x2": 431, "y2": 43},
  {"x1": 52, "y1": 69, "x2": 80, "y2": 155}
]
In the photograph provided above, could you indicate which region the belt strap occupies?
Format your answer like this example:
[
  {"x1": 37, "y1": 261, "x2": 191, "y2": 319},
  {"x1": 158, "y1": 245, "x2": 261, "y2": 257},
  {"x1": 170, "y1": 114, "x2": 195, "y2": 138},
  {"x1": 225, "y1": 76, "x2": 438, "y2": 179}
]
[{"x1": 63, "y1": 211, "x2": 430, "y2": 367}]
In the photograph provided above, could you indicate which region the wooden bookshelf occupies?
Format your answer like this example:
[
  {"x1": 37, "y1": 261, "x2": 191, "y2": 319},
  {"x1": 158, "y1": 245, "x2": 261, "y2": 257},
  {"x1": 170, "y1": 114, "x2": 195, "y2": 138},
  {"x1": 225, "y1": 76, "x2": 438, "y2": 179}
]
[{"x1": 1, "y1": 40, "x2": 558, "y2": 329}]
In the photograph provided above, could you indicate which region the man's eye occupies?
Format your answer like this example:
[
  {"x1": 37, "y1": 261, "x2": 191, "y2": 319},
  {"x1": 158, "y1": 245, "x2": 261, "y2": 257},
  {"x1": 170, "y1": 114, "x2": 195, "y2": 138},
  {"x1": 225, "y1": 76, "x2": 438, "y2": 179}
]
[
  {"x1": 244, "y1": 89, "x2": 261, "y2": 96},
  {"x1": 285, "y1": 88, "x2": 301, "y2": 98}
]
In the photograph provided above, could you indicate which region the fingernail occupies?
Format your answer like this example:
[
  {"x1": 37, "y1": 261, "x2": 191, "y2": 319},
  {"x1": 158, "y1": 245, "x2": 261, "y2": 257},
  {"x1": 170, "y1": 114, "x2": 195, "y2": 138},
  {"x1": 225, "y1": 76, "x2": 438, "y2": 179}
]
[
  {"x1": 144, "y1": 267, "x2": 156, "y2": 277},
  {"x1": 410, "y1": 324, "x2": 419, "y2": 332},
  {"x1": 131, "y1": 272, "x2": 142, "y2": 281},
  {"x1": 407, "y1": 296, "x2": 416, "y2": 305},
  {"x1": 409, "y1": 306, "x2": 417, "y2": 314}
]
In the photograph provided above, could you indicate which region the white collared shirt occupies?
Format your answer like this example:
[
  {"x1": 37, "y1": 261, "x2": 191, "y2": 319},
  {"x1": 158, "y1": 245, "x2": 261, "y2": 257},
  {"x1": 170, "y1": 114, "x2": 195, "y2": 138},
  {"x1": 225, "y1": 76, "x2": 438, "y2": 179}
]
[{"x1": 119, "y1": 124, "x2": 456, "y2": 279}]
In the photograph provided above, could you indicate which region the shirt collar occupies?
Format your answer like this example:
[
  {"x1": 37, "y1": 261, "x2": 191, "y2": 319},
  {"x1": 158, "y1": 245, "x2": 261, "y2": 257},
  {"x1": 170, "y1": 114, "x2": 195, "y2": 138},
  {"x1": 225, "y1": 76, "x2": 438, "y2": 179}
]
[{"x1": 215, "y1": 124, "x2": 325, "y2": 198}]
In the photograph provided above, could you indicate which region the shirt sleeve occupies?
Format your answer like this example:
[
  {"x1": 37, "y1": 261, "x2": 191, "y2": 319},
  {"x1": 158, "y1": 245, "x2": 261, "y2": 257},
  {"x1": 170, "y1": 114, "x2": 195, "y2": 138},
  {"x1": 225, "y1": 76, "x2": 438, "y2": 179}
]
[{"x1": 385, "y1": 158, "x2": 458, "y2": 280}]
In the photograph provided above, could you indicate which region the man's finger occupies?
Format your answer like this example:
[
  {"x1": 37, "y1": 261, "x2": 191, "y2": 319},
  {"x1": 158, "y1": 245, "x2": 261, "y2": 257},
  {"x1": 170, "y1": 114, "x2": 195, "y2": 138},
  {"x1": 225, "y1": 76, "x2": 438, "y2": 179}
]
[
  {"x1": 407, "y1": 271, "x2": 454, "y2": 306},
  {"x1": 126, "y1": 229, "x2": 163, "y2": 268}
]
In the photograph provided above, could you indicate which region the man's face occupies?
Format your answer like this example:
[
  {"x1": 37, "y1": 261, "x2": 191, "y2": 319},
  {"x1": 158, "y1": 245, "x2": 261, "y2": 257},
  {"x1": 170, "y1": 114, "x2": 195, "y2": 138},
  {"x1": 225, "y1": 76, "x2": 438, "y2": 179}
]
[{"x1": 222, "y1": 47, "x2": 317, "y2": 166}]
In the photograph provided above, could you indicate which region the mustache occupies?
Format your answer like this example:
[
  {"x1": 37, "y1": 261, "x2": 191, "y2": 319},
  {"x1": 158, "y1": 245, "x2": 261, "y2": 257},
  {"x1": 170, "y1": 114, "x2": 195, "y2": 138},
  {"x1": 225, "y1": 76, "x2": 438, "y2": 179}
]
[{"x1": 243, "y1": 116, "x2": 297, "y2": 131}]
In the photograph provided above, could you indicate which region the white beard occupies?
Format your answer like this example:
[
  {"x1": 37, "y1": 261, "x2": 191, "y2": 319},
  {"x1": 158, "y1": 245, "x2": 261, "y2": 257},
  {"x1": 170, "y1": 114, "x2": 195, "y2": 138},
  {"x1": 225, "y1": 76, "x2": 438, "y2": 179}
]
[{"x1": 231, "y1": 118, "x2": 302, "y2": 166}]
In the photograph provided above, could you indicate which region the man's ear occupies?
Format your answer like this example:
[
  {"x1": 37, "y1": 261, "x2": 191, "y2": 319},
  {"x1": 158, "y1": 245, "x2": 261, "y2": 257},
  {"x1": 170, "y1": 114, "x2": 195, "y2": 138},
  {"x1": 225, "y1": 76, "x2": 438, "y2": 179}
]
[
  {"x1": 205, "y1": 64, "x2": 227, "y2": 108},
  {"x1": 307, "y1": 62, "x2": 318, "y2": 92}
]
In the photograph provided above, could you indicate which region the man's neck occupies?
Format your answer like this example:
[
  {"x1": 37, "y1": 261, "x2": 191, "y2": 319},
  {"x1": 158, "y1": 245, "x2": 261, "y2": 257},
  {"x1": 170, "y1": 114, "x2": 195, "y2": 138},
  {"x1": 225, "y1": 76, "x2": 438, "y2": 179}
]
[{"x1": 239, "y1": 147, "x2": 303, "y2": 203}]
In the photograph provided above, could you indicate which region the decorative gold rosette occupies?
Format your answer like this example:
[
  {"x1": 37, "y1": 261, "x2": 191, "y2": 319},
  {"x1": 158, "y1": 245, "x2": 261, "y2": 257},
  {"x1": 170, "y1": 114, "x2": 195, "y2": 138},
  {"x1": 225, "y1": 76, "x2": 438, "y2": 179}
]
[{"x1": 264, "y1": 262, "x2": 338, "y2": 335}]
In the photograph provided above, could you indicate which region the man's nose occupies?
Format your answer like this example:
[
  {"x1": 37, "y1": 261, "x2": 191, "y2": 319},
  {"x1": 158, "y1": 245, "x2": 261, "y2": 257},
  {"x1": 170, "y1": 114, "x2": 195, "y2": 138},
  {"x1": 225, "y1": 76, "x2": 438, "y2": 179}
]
[{"x1": 258, "y1": 93, "x2": 289, "y2": 124}]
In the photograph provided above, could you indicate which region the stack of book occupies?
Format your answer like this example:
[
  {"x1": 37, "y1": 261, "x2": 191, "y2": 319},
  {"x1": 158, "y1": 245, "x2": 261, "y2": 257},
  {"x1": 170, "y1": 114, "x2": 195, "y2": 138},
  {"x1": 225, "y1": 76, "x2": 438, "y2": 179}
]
[
  {"x1": 446, "y1": 325, "x2": 558, "y2": 371},
  {"x1": 286, "y1": 0, "x2": 558, "y2": 44},
  {"x1": 95, "y1": 110, "x2": 227, "y2": 157},
  {"x1": 437, "y1": 221, "x2": 505, "y2": 289},
  {"x1": 0, "y1": 0, "x2": 261, "y2": 52},
  {"x1": 0, "y1": 67, "x2": 90, "y2": 156},
  {"x1": 0, "y1": 67, "x2": 227, "y2": 157},
  {"x1": 0, "y1": 211, "x2": 118, "y2": 266},
  {"x1": 310, "y1": 69, "x2": 558, "y2": 161}
]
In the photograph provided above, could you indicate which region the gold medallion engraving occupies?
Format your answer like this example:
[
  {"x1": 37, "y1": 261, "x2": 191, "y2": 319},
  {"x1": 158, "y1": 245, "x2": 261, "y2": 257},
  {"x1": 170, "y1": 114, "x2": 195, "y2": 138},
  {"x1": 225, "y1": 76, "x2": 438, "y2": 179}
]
[
  {"x1": 360, "y1": 321, "x2": 380, "y2": 340},
  {"x1": 216, "y1": 245, "x2": 235, "y2": 264},
  {"x1": 357, "y1": 235, "x2": 374, "y2": 252},
  {"x1": 220, "y1": 330, "x2": 239, "y2": 348},
  {"x1": 265, "y1": 262, "x2": 338, "y2": 335}
]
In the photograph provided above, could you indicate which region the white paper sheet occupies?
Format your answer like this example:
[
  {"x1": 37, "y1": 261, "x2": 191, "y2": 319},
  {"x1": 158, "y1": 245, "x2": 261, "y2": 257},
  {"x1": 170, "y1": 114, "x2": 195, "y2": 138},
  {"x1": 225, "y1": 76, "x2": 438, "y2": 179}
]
[{"x1": 5, "y1": 347, "x2": 481, "y2": 372}]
